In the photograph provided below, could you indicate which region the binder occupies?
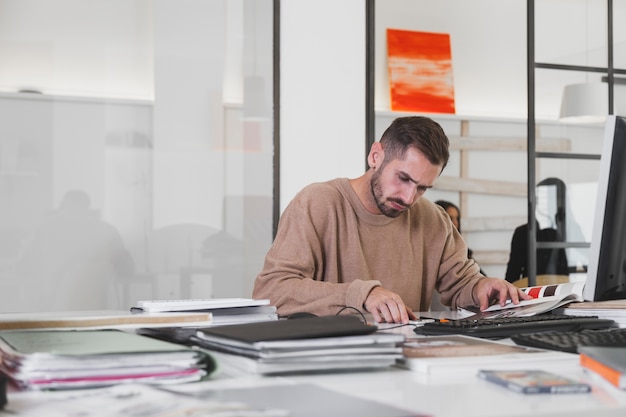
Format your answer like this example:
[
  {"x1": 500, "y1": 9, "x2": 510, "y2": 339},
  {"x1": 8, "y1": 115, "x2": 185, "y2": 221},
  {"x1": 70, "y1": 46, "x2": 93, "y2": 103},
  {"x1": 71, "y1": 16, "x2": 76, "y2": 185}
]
[{"x1": 0, "y1": 329, "x2": 217, "y2": 390}]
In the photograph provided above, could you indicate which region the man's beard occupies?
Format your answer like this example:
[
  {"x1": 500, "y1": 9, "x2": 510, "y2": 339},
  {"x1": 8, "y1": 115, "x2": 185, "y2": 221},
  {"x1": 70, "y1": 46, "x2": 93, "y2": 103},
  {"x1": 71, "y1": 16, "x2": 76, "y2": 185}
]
[{"x1": 370, "y1": 168, "x2": 408, "y2": 218}]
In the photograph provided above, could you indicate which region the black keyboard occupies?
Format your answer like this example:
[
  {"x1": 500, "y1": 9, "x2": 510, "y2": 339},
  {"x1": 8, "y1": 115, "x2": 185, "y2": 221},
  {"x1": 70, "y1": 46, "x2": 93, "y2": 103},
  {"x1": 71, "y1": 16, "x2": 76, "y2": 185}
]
[
  {"x1": 413, "y1": 314, "x2": 616, "y2": 339},
  {"x1": 512, "y1": 327, "x2": 626, "y2": 353}
]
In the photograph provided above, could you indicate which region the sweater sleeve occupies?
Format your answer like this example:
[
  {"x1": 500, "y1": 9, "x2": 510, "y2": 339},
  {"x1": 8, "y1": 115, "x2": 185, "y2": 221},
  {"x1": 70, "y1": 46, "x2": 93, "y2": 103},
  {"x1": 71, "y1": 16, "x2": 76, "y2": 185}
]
[
  {"x1": 252, "y1": 184, "x2": 381, "y2": 317},
  {"x1": 433, "y1": 213, "x2": 483, "y2": 309}
]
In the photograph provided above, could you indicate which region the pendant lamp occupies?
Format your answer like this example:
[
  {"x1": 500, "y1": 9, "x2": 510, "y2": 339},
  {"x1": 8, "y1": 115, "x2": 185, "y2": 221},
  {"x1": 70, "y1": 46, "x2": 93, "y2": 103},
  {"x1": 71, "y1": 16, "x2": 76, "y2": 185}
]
[{"x1": 559, "y1": 82, "x2": 608, "y2": 123}]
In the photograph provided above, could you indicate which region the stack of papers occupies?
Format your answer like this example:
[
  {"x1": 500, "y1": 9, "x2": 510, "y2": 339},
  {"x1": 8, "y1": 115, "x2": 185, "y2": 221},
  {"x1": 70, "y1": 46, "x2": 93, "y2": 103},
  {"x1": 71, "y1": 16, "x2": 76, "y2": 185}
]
[
  {"x1": 557, "y1": 299, "x2": 626, "y2": 328},
  {"x1": 0, "y1": 329, "x2": 217, "y2": 390},
  {"x1": 186, "y1": 315, "x2": 404, "y2": 374},
  {"x1": 133, "y1": 298, "x2": 278, "y2": 325}
]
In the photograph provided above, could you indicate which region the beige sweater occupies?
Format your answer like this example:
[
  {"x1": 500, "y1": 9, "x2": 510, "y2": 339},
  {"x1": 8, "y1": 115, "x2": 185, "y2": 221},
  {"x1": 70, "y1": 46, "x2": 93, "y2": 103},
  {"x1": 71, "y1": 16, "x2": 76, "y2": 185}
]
[{"x1": 253, "y1": 178, "x2": 484, "y2": 317}]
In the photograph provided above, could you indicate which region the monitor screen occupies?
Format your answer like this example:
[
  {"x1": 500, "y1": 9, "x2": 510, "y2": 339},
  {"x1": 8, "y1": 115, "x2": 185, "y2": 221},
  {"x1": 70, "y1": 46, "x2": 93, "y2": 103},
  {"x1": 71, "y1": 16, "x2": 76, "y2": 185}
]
[{"x1": 583, "y1": 115, "x2": 626, "y2": 301}]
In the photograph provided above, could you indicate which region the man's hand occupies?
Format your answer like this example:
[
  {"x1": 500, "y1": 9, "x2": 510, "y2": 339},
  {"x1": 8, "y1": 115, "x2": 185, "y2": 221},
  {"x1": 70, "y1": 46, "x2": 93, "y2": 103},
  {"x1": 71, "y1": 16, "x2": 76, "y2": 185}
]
[
  {"x1": 473, "y1": 277, "x2": 532, "y2": 311},
  {"x1": 364, "y1": 287, "x2": 417, "y2": 324}
]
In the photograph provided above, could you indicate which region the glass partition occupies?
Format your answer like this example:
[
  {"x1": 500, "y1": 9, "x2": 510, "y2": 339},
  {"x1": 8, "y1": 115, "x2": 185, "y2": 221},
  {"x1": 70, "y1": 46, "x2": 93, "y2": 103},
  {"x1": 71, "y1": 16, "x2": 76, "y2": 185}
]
[
  {"x1": 372, "y1": 0, "x2": 618, "y2": 282},
  {"x1": 0, "y1": 0, "x2": 274, "y2": 312}
]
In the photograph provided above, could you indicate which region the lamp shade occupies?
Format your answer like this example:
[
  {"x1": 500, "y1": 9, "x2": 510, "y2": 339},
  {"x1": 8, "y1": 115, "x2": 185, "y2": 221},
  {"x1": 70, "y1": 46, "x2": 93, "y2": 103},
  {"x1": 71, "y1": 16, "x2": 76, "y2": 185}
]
[{"x1": 559, "y1": 82, "x2": 608, "y2": 123}]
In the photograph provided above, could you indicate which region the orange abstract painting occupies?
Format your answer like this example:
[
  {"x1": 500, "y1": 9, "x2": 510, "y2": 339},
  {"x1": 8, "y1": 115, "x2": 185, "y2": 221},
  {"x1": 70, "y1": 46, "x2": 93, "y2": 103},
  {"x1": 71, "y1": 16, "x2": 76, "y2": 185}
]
[{"x1": 387, "y1": 29, "x2": 456, "y2": 114}]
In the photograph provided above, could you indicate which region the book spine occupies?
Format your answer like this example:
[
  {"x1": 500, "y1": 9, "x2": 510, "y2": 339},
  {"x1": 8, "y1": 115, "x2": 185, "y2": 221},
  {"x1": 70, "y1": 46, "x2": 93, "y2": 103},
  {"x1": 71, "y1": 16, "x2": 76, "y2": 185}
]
[
  {"x1": 548, "y1": 385, "x2": 591, "y2": 394},
  {"x1": 513, "y1": 382, "x2": 589, "y2": 394},
  {"x1": 580, "y1": 353, "x2": 624, "y2": 388}
]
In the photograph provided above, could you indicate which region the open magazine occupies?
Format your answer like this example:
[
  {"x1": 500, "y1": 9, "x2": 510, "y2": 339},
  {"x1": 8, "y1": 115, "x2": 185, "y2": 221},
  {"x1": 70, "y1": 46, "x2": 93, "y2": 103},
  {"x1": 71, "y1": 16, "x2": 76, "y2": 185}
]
[{"x1": 476, "y1": 281, "x2": 585, "y2": 318}]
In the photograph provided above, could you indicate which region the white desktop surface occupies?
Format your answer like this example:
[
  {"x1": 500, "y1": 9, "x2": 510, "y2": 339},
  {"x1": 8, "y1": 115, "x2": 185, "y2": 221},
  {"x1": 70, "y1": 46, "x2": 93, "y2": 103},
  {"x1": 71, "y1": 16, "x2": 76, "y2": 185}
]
[
  {"x1": 166, "y1": 357, "x2": 625, "y2": 417},
  {"x1": 289, "y1": 365, "x2": 626, "y2": 417},
  {"x1": 133, "y1": 359, "x2": 626, "y2": 417},
  {"x1": 5, "y1": 324, "x2": 626, "y2": 417}
]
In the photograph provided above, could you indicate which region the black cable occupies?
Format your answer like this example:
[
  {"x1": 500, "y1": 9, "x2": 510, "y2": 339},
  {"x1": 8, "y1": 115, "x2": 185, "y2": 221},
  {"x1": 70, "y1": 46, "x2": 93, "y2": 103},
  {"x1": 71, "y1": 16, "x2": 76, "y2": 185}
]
[{"x1": 335, "y1": 306, "x2": 367, "y2": 324}]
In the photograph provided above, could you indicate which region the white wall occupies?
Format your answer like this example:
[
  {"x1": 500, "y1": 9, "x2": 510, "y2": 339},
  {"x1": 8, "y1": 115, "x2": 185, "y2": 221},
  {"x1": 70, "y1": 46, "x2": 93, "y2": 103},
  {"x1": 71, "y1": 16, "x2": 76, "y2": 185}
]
[
  {"x1": 0, "y1": 0, "x2": 153, "y2": 99},
  {"x1": 279, "y1": 0, "x2": 367, "y2": 211},
  {"x1": 376, "y1": 0, "x2": 527, "y2": 119}
]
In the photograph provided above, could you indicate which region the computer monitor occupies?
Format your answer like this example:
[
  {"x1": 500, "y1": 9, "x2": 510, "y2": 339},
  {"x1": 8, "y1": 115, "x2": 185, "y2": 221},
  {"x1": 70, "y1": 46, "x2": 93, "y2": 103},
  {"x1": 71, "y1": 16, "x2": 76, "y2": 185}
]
[{"x1": 583, "y1": 115, "x2": 626, "y2": 301}]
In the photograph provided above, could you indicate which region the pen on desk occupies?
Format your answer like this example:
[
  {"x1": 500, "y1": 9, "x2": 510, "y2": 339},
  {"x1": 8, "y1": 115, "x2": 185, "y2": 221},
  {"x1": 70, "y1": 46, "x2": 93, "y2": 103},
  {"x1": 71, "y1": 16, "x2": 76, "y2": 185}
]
[{"x1": 407, "y1": 319, "x2": 435, "y2": 326}]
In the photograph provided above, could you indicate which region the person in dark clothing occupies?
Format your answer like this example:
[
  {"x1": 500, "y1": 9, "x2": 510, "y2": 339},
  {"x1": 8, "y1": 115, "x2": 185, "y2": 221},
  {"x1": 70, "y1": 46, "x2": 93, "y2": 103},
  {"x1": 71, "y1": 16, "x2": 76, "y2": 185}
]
[
  {"x1": 504, "y1": 222, "x2": 569, "y2": 283},
  {"x1": 435, "y1": 200, "x2": 486, "y2": 276}
]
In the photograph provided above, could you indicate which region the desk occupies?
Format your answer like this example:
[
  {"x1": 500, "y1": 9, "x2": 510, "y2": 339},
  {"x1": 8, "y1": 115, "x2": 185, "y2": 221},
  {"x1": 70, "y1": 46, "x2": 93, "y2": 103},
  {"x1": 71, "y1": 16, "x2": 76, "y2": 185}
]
[{"x1": 5, "y1": 326, "x2": 626, "y2": 417}]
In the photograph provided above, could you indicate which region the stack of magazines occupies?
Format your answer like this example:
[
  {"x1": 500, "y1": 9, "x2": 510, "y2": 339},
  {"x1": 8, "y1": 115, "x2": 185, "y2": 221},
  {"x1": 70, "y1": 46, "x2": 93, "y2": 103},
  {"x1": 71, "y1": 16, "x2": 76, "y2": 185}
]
[
  {"x1": 132, "y1": 298, "x2": 278, "y2": 325},
  {"x1": 139, "y1": 315, "x2": 404, "y2": 375},
  {"x1": 0, "y1": 329, "x2": 216, "y2": 390}
]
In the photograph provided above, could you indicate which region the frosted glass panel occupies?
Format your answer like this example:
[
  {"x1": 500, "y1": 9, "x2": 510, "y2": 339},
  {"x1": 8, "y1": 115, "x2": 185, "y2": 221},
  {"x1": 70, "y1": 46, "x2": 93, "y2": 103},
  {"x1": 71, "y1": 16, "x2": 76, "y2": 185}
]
[
  {"x1": 0, "y1": 0, "x2": 274, "y2": 313},
  {"x1": 535, "y1": 0, "x2": 608, "y2": 68}
]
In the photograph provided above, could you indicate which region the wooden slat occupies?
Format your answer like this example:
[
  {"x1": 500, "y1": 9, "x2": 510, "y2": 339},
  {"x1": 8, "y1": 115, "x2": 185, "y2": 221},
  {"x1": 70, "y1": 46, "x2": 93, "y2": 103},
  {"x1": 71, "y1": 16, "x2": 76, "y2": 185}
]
[
  {"x1": 472, "y1": 250, "x2": 510, "y2": 265},
  {"x1": 463, "y1": 216, "x2": 526, "y2": 232},
  {"x1": 434, "y1": 176, "x2": 527, "y2": 197},
  {"x1": 448, "y1": 136, "x2": 571, "y2": 152},
  {"x1": 459, "y1": 121, "x2": 470, "y2": 219}
]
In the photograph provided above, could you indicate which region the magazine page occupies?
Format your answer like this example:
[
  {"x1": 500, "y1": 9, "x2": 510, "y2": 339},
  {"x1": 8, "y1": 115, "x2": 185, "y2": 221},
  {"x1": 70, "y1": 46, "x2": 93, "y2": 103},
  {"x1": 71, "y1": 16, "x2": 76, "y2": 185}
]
[
  {"x1": 480, "y1": 294, "x2": 583, "y2": 318},
  {"x1": 480, "y1": 281, "x2": 586, "y2": 317},
  {"x1": 518, "y1": 281, "x2": 585, "y2": 300}
]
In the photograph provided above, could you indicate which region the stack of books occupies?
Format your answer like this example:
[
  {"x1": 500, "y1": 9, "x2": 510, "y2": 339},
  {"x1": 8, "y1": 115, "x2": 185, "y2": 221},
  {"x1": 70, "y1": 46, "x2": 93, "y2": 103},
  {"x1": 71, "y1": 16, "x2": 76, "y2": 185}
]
[
  {"x1": 398, "y1": 334, "x2": 577, "y2": 375},
  {"x1": 0, "y1": 329, "x2": 216, "y2": 390},
  {"x1": 579, "y1": 346, "x2": 626, "y2": 389},
  {"x1": 132, "y1": 298, "x2": 278, "y2": 325},
  {"x1": 140, "y1": 315, "x2": 404, "y2": 375}
]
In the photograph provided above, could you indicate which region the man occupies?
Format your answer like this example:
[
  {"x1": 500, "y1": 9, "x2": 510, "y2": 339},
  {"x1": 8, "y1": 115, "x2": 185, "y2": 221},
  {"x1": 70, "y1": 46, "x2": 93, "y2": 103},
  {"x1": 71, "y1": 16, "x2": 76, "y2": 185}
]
[{"x1": 253, "y1": 116, "x2": 529, "y2": 323}]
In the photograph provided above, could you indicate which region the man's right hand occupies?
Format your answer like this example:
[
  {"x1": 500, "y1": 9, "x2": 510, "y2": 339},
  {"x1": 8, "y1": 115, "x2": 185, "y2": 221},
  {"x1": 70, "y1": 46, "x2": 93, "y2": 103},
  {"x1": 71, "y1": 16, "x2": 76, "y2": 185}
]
[{"x1": 364, "y1": 286, "x2": 416, "y2": 324}]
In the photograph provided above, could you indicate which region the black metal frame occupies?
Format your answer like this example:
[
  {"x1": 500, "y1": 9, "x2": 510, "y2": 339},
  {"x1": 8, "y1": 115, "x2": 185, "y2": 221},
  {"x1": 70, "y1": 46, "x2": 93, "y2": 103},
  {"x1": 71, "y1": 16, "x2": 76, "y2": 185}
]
[
  {"x1": 366, "y1": 0, "x2": 376, "y2": 169},
  {"x1": 526, "y1": 0, "x2": 621, "y2": 286},
  {"x1": 272, "y1": 0, "x2": 280, "y2": 238}
]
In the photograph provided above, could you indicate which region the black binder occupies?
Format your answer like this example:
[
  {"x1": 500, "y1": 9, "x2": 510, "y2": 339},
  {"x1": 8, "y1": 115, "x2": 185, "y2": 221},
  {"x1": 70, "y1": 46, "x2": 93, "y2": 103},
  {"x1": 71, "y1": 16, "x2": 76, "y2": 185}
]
[{"x1": 194, "y1": 315, "x2": 376, "y2": 344}]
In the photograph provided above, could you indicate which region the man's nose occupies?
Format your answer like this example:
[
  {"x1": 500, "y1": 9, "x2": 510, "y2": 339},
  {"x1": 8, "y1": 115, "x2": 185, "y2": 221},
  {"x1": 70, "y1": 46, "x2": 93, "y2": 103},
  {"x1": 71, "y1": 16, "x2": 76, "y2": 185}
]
[{"x1": 401, "y1": 186, "x2": 418, "y2": 205}]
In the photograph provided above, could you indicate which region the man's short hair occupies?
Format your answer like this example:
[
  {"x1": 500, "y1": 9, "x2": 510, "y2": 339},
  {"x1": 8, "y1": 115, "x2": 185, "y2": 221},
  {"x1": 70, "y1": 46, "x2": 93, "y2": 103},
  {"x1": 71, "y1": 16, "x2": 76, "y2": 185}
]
[{"x1": 379, "y1": 116, "x2": 450, "y2": 170}]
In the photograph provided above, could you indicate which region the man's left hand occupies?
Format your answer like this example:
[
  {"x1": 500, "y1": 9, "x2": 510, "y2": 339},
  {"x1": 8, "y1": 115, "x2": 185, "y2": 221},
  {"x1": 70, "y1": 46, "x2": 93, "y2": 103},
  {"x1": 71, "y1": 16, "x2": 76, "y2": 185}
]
[{"x1": 473, "y1": 277, "x2": 532, "y2": 311}]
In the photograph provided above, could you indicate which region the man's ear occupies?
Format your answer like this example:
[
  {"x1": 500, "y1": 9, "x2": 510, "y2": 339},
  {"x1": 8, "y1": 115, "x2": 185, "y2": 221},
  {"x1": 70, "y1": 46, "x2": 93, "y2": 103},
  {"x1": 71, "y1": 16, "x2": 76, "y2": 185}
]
[{"x1": 368, "y1": 142, "x2": 384, "y2": 169}]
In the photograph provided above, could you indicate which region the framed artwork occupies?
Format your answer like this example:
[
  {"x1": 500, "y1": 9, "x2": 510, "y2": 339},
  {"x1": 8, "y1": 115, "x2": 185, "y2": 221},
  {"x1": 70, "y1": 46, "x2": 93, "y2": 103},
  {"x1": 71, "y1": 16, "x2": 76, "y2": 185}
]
[{"x1": 387, "y1": 28, "x2": 456, "y2": 114}]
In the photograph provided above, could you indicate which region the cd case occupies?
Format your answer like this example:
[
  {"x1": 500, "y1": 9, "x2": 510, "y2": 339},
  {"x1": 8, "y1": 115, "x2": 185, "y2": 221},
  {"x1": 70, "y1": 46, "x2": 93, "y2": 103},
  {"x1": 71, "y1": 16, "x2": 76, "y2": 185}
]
[{"x1": 478, "y1": 369, "x2": 592, "y2": 394}]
